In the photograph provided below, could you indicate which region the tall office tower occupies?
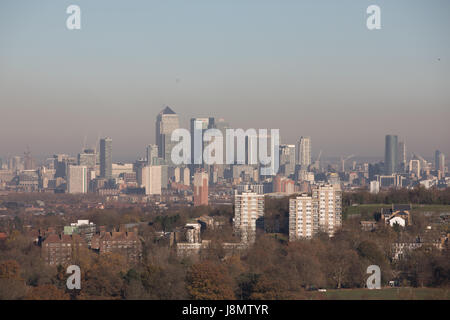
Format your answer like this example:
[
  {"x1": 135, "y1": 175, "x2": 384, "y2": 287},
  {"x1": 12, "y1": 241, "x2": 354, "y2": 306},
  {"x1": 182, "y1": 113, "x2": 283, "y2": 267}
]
[
  {"x1": 233, "y1": 191, "x2": 265, "y2": 243},
  {"x1": 100, "y1": 138, "x2": 112, "y2": 180},
  {"x1": 435, "y1": 150, "x2": 445, "y2": 174},
  {"x1": 140, "y1": 165, "x2": 162, "y2": 195},
  {"x1": 67, "y1": 165, "x2": 88, "y2": 194},
  {"x1": 193, "y1": 169, "x2": 209, "y2": 206},
  {"x1": 182, "y1": 167, "x2": 190, "y2": 186},
  {"x1": 289, "y1": 194, "x2": 315, "y2": 241},
  {"x1": 78, "y1": 149, "x2": 97, "y2": 169},
  {"x1": 190, "y1": 117, "x2": 215, "y2": 166},
  {"x1": 214, "y1": 118, "x2": 230, "y2": 160},
  {"x1": 280, "y1": 144, "x2": 296, "y2": 177},
  {"x1": 156, "y1": 106, "x2": 180, "y2": 165},
  {"x1": 409, "y1": 159, "x2": 421, "y2": 178},
  {"x1": 397, "y1": 141, "x2": 407, "y2": 172},
  {"x1": 312, "y1": 184, "x2": 342, "y2": 237},
  {"x1": 384, "y1": 135, "x2": 398, "y2": 175},
  {"x1": 296, "y1": 136, "x2": 311, "y2": 169},
  {"x1": 146, "y1": 144, "x2": 159, "y2": 165}
]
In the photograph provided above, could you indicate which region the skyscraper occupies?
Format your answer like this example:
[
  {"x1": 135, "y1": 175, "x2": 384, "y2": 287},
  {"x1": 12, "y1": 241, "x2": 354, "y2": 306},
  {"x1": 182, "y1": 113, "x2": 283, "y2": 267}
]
[
  {"x1": 190, "y1": 117, "x2": 215, "y2": 166},
  {"x1": 280, "y1": 144, "x2": 296, "y2": 177},
  {"x1": 193, "y1": 169, "x2": 209, "y2": 206},
  {"x1": 397, "y1": 141, "x2": 407, "y2": 173},
  {"x1": 296, "y1": 136, "x2": 311, "y2": 169},
  {"x1": 384, "y1": 135, "x2": 398, "y2": 175},
  {"x1": 146, "y1": 144, "x2": 158, "y2": 165},
  {"x1": 435, "y1": 150, "x2": 445, "y2": 174},
  {"x1": 156, "y1": 106, "x2": 180, "y2": 165},
  {"x1": 67, "y1": 165, "x2": 88, "y2": 194},
  {"x1": 100, "y1": 137, "x2": 112, "y2": 180}
]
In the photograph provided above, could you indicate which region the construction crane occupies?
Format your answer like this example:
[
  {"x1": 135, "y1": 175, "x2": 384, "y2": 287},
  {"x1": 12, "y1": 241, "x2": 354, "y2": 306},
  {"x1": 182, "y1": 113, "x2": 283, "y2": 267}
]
[
  {"x1": 311, "y1": 150, "x2": 322, "y2": 171},
  {"x1": 340, "y1": 154, "x2": 355, "y2": 172}
]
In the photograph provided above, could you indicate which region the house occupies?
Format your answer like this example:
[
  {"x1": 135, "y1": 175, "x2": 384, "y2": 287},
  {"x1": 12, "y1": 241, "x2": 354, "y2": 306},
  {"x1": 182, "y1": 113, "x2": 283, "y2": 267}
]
[
  {"x1": 381, "y1": 204, "x2": 411, "y2": 227},
  {"x1": 41, "y1": 234, "x2": 87, "y2": 266},
  {"x1": 90, "y1": 227, "x2": 142, "y2": 264},
  {"x1": 391, "y1": 234, "x2": 448, "y2": 260}
]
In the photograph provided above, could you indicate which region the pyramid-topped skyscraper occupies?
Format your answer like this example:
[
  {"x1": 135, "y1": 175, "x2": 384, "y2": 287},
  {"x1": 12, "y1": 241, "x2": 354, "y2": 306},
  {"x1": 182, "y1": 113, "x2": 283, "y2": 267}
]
[{"x1": 155, "y1": 106, "x2": 180, "y2": 165}]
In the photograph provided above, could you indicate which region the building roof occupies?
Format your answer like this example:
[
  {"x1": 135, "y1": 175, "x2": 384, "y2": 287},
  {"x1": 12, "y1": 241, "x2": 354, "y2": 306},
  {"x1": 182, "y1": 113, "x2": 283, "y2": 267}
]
[
  {"x1": 160, "y1": 106, "x2": 176, "y2": 115},
  {"x1": 43, "y1": 233, "x2": 86, "y2": 244},
  {"x1": 393, "y1": 204, "x2": 412, "y2": 211}
]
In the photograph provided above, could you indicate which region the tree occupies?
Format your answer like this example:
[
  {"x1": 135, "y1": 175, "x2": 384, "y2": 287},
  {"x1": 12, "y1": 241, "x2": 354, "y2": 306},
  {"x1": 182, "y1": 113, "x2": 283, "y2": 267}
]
[
  {"x1": 25, "y1": 284, "x2": 70, "y2": 300},
  {"x1": 0, "y1": 260, "x2": 27, "y2": 299},
  {"x1": 186, "y1": 260, "x2": 235, "y2": 300}
]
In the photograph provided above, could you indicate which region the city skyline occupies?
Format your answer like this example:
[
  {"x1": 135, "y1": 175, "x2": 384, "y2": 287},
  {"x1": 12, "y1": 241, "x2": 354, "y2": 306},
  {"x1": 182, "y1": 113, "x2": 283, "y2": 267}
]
[
  {"x1": 1, "y1": 0, "x2": 449, "y2": 159},
  {"x1": 0, "y1": 108, "x2": 447, "y2": 166}
]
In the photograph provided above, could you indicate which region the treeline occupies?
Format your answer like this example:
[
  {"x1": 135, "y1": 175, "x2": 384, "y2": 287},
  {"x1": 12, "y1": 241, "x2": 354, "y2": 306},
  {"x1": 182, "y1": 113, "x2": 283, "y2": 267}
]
[
  {"x1": 344, "y1": 186, "x2": 450, "y2": 206},
  {"x1": 1, "y1": 220, "x2": 448, "y2": 300}
]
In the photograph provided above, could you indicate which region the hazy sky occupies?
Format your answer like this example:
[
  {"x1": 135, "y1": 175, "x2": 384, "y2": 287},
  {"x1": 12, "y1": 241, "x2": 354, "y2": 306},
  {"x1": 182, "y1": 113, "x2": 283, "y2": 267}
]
[{"x1": 0, "y1": 0, "x2": 449, "y2": 161}]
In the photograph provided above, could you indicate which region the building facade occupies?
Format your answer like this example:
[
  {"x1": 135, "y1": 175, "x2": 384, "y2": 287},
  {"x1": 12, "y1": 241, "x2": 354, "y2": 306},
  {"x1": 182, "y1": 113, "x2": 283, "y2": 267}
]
[
  {"x1": 384, "y1": 135, "x2": 398, "y2": 175},
  {"x1": 100, "y1": 137, "x2": 112, "y2": 180},
  {"x1": 233, "y1": 191, "x2": 265, "y2": 243},
  {"x1": 289, "y1": 194, "x2": 315, "y2": 240},
  {"x1": 296, "y1": 136, "x2": 311, "y2": 169},
  {"x1": 67, "y1": 165, "x2": 88, "y2": 194}
]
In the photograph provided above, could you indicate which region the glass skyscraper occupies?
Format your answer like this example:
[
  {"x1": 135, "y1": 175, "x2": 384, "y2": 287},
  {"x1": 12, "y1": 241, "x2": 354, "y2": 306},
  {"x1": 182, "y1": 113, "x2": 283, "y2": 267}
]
[
  {"x1": 155, "y1": 106, "x2": 180, "y2": 165},
  {"x1": 384, "y1": 135, "x2": 398, "y2": 175},
  {"x1": 100, "y1": 137, "x2": 112, "y2": 180}
]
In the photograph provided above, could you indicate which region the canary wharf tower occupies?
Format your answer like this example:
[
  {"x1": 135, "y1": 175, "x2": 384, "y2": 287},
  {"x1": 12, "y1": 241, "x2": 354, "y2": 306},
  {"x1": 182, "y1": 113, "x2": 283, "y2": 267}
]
[{"x1": 155, "y1": 106, "x2": 180, "y2": 165}]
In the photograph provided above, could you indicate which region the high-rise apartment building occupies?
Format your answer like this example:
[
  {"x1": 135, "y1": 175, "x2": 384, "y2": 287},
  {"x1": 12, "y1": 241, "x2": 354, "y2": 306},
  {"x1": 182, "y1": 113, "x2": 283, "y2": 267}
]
[
  {"x1": 289, "y1": 194, "x2": 315, "y2": 240},
  {"x1": 100, "y1": 137, "x2": 112, "y2": 180},
  {"x1": 312, "y1": 184, "x2": 342, "y2": 237},
  {"x1": 193, "y1": 170, "x2": 208, "y2": 206},
  {"x1": 289, "y1": 184, "x2": 342, "y2": 240},
  {"x1": 67, "y1": 165, "x2": 88, "y2": 194},
  {"x1": 156, "y1": 106, "x2": 180, "y2": 165},
  {"x1": 384, "y1": 135, "x2": 398, "y2": 175},
  {"x1": 233, "y1": 191, "x2": 265, "y2": 243},
  {"x1": 296, "y1": 136, "x2": 311, "y2": 169}
]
